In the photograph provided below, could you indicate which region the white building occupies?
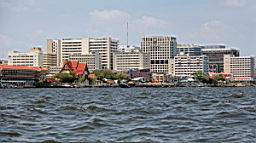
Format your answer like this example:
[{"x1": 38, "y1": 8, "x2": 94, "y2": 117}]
[
  {"x1": 173, "y1": 55, "x2": 209, "y2": 77},
  {"x1": 59, "y1": 37, "x2": 118, "y2": 69},
  {"x1": 60, "y1": 38, "x2": 89, "y2": 65},
  {"x1": 69, "y1": 52, "x2": 101, "y2": 71},
  {"x1": 141, "y1": 36, "x2": 177, "y2": 74},
  {"x1": 113, "y1": 48, "x2": 150, "y2": 72},
  {"x1": 8, "y1": 47, "x2": 43, "y2": 67},
  {"x1": 89, "y1": 37, "x2": 118, "y2": 70},
  {"x1": 224, "y1": 55, "x2": 255, "y2": 81}
]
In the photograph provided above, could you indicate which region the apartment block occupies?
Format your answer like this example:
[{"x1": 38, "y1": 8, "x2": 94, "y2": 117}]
[
  {"x1": 173, "y1": 55, "x2": 209, "y2": 77},
  {"x1": 141, "y1": 36, "x2": 177, "y2": 74},
  {"x1": 8, "y1": 47, "x2": 43, "y2": 67},
  {"x1": 224, "y1": 55, "x2": 255, "y2": 81},
  {"x1": 202, "y1": 47, "x2": 239, "y2": 73},
  {"x1": 69, "y1": 52, "x2": 101, "y2": 71},
  {"x1": 113, "y1": 48, "x2": 150, "y2": 72},
  {"x1": 46, "y1": 39, "x2": 61, "y2": 67}
]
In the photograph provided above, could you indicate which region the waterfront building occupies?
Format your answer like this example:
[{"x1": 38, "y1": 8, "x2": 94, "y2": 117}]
[
  {"x1": 69, "y1": 52, "x2": 101, "y2": 71},
  {"x1": 60, "y1": 60, "x2": 89, "y2": 77},
  {"x1": 224, "y1": 55, "x2": 255, "y2": 81},
  {"x1": 128, "y1": 69, "x2": 151, "y2": 81},
  {"x1": 8, "y1": 47, "x2": 43, "y2": 67},
  {"x1": 177, "y1": 44, "x2": 202, "y2": 56},
  {"x1": 141, "y1": 36, "x2": 177, "y2": 74},
  {"x1": 202, "y1": 47, "x2": 239, "y2": 73},
  {"x1": 173, "y1": 55, "x2": 209, "y2": 77},
  {"x1": 0, "y1": 65, "x2": 47, "y2": 85},
  {"x1": 113, "y1": 48, "x2": 150, "y2": 72}
]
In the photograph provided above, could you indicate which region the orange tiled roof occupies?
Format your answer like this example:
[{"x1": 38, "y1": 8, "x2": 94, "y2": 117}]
[{"x1": 61, "y1": 60, "x2": 87, "y2": 76}]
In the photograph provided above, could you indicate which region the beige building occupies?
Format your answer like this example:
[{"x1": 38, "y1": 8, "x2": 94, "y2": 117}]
[
  {"x1": 8, "y1": 47, "x2": 43, "y2": 67},
  {"x1": 141, "y1": 36, "x2": 177, "y2": 74},
  {"x1": 47, "y1": 39, "x2": 61, "y2": 67},
  {"x1": 113, "y1": 48, "x2": 150, "y2": 72},
  {"x1": 173, "y1": 55, "x2": 209, "y2": 77},
  {"x1": 43, "y1": 53, "x2": 57, "y2": 68},
  {"x1": 224, "y1": 55, "x2": 255, "y2": 81},
  {"x1": 69, "y1": 52, "x2": 101, "y2": 71}
]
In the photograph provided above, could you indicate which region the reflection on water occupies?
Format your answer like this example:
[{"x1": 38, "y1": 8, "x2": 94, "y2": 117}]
[{"x1": 0, "y1": 88, "x2": 255, "y2": 142}]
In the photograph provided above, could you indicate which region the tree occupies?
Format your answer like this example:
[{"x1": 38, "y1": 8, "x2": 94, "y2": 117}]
[
  {"x1": 55, "y1": 72, "x2": 77, "y2": 83},
  {"x1": 215, "y1": 74, "x2": 225, "y2": 81},
  {"x1": 193, "y1": 71, "x2": 209, "y2": 83}
]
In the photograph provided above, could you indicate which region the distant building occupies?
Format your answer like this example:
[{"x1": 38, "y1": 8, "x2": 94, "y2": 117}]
[
  {"x1": 141, "y1": 36, "x2": 177, "y2": 74},
  {"x1": 224, "y1": 55, "x2": 255, "y2": 81},
  {"x1": 0, "y1": 65, "x2": 47, "y2": 85},
  {"x1": 177, "y1": 44, "x2": 202, "y2": 56},
  {"x1": 173, "y1": 55, "x2": 209, "y2": 77},
  {"x1": 47, "y1": 39, "x2": 61, "y2": 67},
  {"x1": 128, "y1": 69, "x2": 151, "y2": 81},
  {"x1": 202, "y1": 47, "x2": 239, "y2": 73},
  {"x1": 43, "y1": 53, "x2": 57, "y2": 68},
  {"x1": 69, "y1": 52, "x2": 101, "y2": 71},
  {"x1": 57, "y1": 37, "x2": 118, "y2": 70},
  {"x1": 200, "y1": 44, "x2": 226, "y2": 49},
  {"x1": 0, "y1": 59, "x2": 8, "y2": 65},
  {"x1": 8, "y1": 47, "x2": 43, "y2": 67},
  {"x1": 113, "y1": 48, "x2": 150, "y2": 72}
]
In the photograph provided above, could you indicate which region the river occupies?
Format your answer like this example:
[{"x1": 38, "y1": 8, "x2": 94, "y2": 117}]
[{"x1": 0, "y1": 87, "x2": 255, "y2": 142}]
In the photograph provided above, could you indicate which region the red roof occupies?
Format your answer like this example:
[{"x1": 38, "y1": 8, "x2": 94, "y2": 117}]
[
  {"x1": 0, "y1": 65, "x2": 48, "y2": 71},
  {"x1": 60, "y1": 60, "x2": 87, "y2": 76}
]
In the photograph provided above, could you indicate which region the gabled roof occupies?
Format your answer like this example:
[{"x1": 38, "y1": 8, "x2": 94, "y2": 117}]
[{"x1": 60, "y1": 60, "x2": 88, "y2": 76}]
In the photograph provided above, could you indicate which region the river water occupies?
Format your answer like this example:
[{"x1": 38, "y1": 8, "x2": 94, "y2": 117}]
[{"x1": 0, "y1": 87, "x2": 255, "y2": 142}]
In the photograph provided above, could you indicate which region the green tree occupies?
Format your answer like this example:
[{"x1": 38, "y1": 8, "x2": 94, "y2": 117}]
[
  {"x1": 55, "y1": 72, "x2": 77, "y2": 83},
  {"x1": 193, "y1": 71, "x2": 209, "y2": 83}
]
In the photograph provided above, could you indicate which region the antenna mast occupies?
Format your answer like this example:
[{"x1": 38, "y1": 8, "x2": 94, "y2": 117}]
[{"x1": 126, "y1": 22, "x2": 129, "y2": 48}]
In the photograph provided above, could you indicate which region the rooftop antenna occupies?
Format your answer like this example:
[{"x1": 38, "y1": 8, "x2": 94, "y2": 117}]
[{"x1": 126, "y1": 22, "x2": 129, "y2": 48}]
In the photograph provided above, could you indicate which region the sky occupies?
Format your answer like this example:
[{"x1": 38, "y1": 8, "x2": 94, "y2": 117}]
[{"x1": 1, "y1": 0, "x2": 256, "y2": 58}]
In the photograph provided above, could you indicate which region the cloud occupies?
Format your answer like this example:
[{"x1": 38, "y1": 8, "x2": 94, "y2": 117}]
[
  {"x1": 224, "y1": 0, "x2": 246, "y2": 7},
  {"x1": 89, "y1": 10, "x2": 129, "y2": 20},
  {"x1": 140, "y1": 16, "x2": 168, "y2": 28},
  {"x1": 199, "y1": 20, "x2": 225, "y2": 38}
]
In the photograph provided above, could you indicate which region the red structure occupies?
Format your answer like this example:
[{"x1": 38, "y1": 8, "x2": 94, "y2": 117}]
[
  {"x1": 209, "y1": 72, "x2": 232, "y2": 80},
  {"x1": 0, "y1": 65, "x2": 48, "y2": 82},
  {"x1": 60, "y1": 60, "x2": 89, "y2": 77}
]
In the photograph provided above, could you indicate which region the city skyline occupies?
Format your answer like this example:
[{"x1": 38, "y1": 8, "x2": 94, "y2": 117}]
[{"x1": 1, "y1": 0, "x2": 256, "y2": 58}]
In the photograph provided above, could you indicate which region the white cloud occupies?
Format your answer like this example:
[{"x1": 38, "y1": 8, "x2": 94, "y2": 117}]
[
  {"x1": 89, "y1": 10, "x2": 129, "y2": 20},
  {"x1": 199, "y1": 20, "x2": 225, "y2": 37},
  {"x1": 140, "y1": 16, "x2": 168, "y2": 28},
  {"x1": 224, "y1": 0, "x2": 246, "y2": 7}
]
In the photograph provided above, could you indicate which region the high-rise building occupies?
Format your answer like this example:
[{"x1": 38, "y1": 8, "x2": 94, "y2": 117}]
[
  {"x1": 88, "y1": 37, "x2": 118, "y2": 70},
  {"x1": 202, "y1": 47, "x2": 239, "y2": 73},
  {"x1": 43, "y1": 53, "x2": 57, "y2": 67},
  {"x1": 177, "y1": 44, "x2": 202, "y2": 56},
  {"x1": 173, "y1": 55, "x2": 209, "y2": 77},
  {"x1": 141, "y1": 36, "x2": 177, "y2": 74},
  {"x1": 69, "y1": 52, "x2": 101, "y2": 71},
  {"x1": 8, "y1": 47, "x2": 43, "y2": 67},
  {"x1": 113, "y1": 48, "x2": 150, "y2": 72},
  {"x1": 224, "y1": 55, "x2": 255, "y2": 81},
  {"x1": 46, "y1": 39, "x2": 61, "y2": 67},
  {"x1": 59, "y1": 37, "x2": 118, "y2": 70},
  {"x1": 60, "y1": 38, "x2": 89, "y2": 66}
]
